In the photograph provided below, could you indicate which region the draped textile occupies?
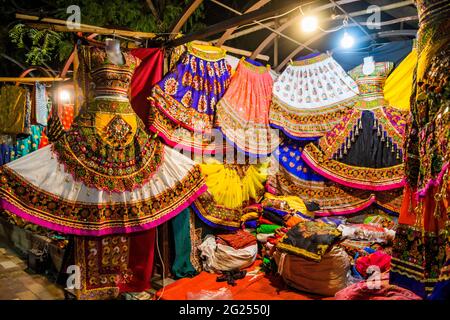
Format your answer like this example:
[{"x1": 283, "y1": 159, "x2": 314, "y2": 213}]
[
  {"x1": 130, "y1": 48, "x2": 164, "y2": 126},
  {"x1": 384, "y1": 49, "x2": 417, "y2": 111},
  {"x1": 390, "y1": 0, "x2": 450, "y2": 299},
  {"x1": 0, "y1": 86, "x2": 27, "y2": 135},
  {"x1": 74, "y1": 230, "x2": 156, "y2": 300}
]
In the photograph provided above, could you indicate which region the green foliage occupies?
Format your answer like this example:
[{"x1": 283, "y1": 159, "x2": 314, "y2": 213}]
[
  {"x1": 7, "y1": 0, "x2": 206, "y2": 66},
  {"x1": 10, "y1": 24, "x2": 63, "y2": 65}
]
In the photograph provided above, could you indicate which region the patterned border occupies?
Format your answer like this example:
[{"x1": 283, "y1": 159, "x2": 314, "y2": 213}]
[
  {"x1": 0, "y1": 165, "x2": 206, "y2": 236},
  {"x1": 301, "y1": 143, "x2": 405, "y2": 191},
  {"x1": 269, "y1": 96, "x2": 356, "y2": 139}
]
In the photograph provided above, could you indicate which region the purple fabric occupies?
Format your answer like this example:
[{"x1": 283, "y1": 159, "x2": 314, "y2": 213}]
[{"x1": 156, "y1": 52, "x2": 231, "y2": 116}]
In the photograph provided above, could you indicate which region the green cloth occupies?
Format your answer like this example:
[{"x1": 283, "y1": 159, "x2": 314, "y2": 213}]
[
  {"x1": 257, "y1": 224, "x2": 282, "y2": 234},
  {"x1": 171, "y1": 208, "x2": 197, "y2": 279}
]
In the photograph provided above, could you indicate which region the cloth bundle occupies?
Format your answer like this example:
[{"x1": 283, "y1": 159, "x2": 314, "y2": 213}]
[
  {"x1": 274, "y1": 246, "x2": 351, "y2": 296},
  {"x1": 198, "y1": 235, "x2": 257, "y2": 273},
  {"x1": 276, "y1": 220, "x2": 342, "y2": 262},
  {"x1": 337, "y1": 223, "x2": 395, "y2": 243}
]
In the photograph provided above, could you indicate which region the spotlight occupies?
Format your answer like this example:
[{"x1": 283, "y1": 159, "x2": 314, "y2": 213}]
[
  {"x1": 340, "y1": 31, "x2": 354, "y2": 48},
  {"x1": 301, "y1": 16, "x2": 318, "y2": 33},
  {"x1": 59, "y1": 89, "x2": 71, "y2": 103}
]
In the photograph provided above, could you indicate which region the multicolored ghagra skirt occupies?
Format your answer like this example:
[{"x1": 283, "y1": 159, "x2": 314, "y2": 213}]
[
  {"x1": 216, "y1": 58, "x2": 280, "y2": 157},
  {"x1": 149, "y1": 42, "x2": 232, "y2": 154},
  {"x1": 267, "y1": 138, "x2": 403, "y2": 216},
  {"x1": 301, "y1": 104, "x2": 407, "y2": 191},
  {"x1": 0, "y1": 102, "x2": 207, "y2": 236},
  {"x1": 269, "y1": 53, "x2": 359, "y2": 140}
]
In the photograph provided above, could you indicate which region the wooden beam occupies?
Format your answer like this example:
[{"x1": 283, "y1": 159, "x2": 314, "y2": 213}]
[
  {"x1": 215, "y1": 0, "x2": 271, "y2": 47},
  {"x1": 250, "y1": 0, "x2": 361, "y2": 59},
  {"x1": 167, "y1": 0, "x2": 301, "y2": 47},
  {"x1": 169, "y1": 0, "x2": 204, "y2": 38},
  {"x1": 146, "y1": 0, "x2": 161, "y2": 22},
  {"x1": 192, "y1": 40, "x2": 269, "y2": 61},
  {"x1": 0, "y1": 77, "x2": 69, "y2": 82},
  {"x1": 16, "y1": 13, "x2": 156, "y2": 38},
  {"x1": 276, "y1": 32, "x2": 324, "y2": 72}
]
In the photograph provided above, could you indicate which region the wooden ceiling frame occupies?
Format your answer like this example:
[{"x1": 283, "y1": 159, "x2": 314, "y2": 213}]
[
  {"x1": 249, "y1": 0, "x2": 362, "y2": 60},
  {"x1": 169, "y1": 0, "x2": 204, "y2": 39},
  {"x1": 214, "y1": 0, "x2": 271, "y2": 47}
]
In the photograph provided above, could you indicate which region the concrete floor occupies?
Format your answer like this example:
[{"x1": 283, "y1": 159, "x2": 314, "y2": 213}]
[{"x1": 0, "y1": 241, "x2": 65, "y2": 300}]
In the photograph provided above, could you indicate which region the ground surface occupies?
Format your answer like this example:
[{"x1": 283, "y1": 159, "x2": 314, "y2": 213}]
[{"x1": 0, "y1": 241, "x2": 65, "y2": 300}]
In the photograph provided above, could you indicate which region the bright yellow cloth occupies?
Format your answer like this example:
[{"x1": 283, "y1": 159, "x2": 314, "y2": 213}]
[
  {"x1": 263, "y1": 193, "x2": 312, "y2": 217},
  {"x1": 384, "y1": 49, "x2": 417, "y2": 111},
  {"x1": 200, "y1": 160, "x2": 268, "y2": 209}
]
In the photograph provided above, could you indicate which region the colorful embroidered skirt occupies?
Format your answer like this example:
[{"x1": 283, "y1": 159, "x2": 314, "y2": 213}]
[
  {"x1": 267, "y1": 138, "x2": 403, "y2": 216},
  {"x1": 216, "y1": 58, "x2": 280, "y2": 157},
  {"x1": 192, "y1": 161, "x2": 268, "y2": 230},
  {"x1": 0, "y1": 101, "x2": 206, "y2": 236},
  {"x1": 149, "y1": 43, "x2": 232, "y2": 154},
  {"x1": 390, "y1": 2, "x2": 450, "y2": 298},
  {"x1": 301, "y1": 105, "x2": 407, "y2": 191},
  {"x1": 269, "y1": 53, "x2": 359, "y2": 139}
]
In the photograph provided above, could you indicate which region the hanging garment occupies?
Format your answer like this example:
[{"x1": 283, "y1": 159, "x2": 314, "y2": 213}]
[
  {"x1": 269, "y1": 53, "x2": 359, "y2": 139},
  {"x1": 384, "y1": 48, "x2": 417, "y2": 111},
  {"x1": 192, "y1": 160, "x2": 268, "y2": 230},
  {"x1": 0, "y1": 45, "x2": 206, "y2": 236},
  {"x1": 15, "y1": 125, "x2": 43, "y2": 159},
  {"x1": 266, "y1": 138, "x2": 404, "y2": 216},
  {"x1": 216, "y1": 58, "x2": 280, "y2": 157},
  {"x1": 171, "y1": 208, "x2": 201, "y2": 278},
  {"x1": 0, "y1": 85, "x2": 28, "y2": 135},
  {"x1": 34, "y1": 82, "x2": 49, "y2": 126},
  {"x1": 0, "y1": 144, "x2": 15, "y2": 166},
  {"x1": 149, "y1": 42, "x2": 232, "y2": 154},
  {"x1": 301, "y1": 62, "x2": 408, "y2": 191},
  {"x1": 74, "y1": 230, "x2": 156, "y2": 300},
  {"x1": 60, "y1": 104, "x2": 75, "y2": 130},
  {"x1": 130, "y1": 48, "x2": 164, "y2": 126},
  {"x1": 390, "y1": 1, "x2": 450, "y2": 297}
]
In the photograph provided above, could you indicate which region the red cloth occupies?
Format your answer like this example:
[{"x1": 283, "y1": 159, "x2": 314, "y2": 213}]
[
  {"x1": 118, "y1": 229, "x2": 156, "y2": 293},
  {"x1": 216, "y1": 230, "x2": 257, "y2": 249},
  {"x1": 356, "y1": 251, "x2": 391, "y2": 278},
  {"x1": 75, "y1": 230, "x2": 156, "y2": 299},
  {"x1": 130, "y1": 48, "x2": 164, "y2": 126}
]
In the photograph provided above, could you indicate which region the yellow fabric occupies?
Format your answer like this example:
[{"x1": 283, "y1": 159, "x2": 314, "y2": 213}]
[
  {"x1": 94, "y1": 113, "x2": 138, "y2": 147},
  {"x1": 384, "y1": 49, "x2": 417, "y2": 111},
  {"x1": 200, "y1": 160, "x2": 269, "y2": 209},
  {"x1": 240, "y1": 211, "x2": 260, "y2": 222},
  {"x1": 263, "y1": 193, "x2": 312, "y2": 217}
]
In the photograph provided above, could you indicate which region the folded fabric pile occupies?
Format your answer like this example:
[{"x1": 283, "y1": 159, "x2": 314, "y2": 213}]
[
  {"x1": 198, "y1": 234, "x2": 258, "y2": 273},
  {"x1": 337, "y1": 223, "x2": 395, "y2": 244},
  {"x1": 276, "y1": 220, "x2": 342, "y2": 262}
]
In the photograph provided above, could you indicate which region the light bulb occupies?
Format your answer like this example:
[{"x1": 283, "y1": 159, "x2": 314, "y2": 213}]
[
  {"x1": 341, "y1": 31, "x2": 354, "y2": 48},
  {"x1": 301, "y1": 16, "x2": 318, "y2": 33},
  {"x1": 59, "y1": 89, "x2": 71, "y2": 103}
]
